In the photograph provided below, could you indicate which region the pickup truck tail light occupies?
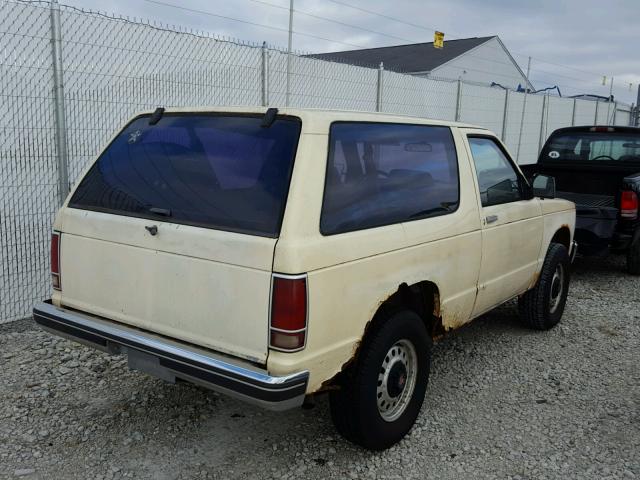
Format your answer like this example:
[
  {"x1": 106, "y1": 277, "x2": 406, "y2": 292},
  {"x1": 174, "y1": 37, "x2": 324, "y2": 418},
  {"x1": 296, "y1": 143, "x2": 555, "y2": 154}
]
[
  {"x1": 270, "y1": 274, "x2": 307, "y2": 352},
  {"x1": 51, "y1": 232, "x2": 61, "y2": 290},
  {"x1": 620, "y1": 191, "x2": 638, "y2": 219}
]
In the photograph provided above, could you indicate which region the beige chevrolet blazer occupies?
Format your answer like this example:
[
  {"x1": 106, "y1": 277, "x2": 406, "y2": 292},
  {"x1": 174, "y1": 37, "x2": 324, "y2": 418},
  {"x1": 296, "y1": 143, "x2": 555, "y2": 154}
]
[{"x1": 34, "y1": 107, "x2": 576, "y2": 450}]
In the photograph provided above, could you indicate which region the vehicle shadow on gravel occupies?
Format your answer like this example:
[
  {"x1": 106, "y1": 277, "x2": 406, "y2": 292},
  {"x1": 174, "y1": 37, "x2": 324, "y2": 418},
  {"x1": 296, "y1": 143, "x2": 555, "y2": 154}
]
[{"x1": 571, "y1": 253, "x2": 627, "y2": 276}]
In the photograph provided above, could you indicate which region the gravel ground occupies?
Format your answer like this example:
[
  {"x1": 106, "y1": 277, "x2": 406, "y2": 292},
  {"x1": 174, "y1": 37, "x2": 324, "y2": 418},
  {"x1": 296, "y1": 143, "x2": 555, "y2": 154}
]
[{"x1": 1, "y1": 255, "x2": 638, "y2": 480}]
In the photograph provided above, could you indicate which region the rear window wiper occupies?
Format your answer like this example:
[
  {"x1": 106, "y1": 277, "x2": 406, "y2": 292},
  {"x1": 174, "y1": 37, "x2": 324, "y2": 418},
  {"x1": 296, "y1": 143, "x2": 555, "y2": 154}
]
[{"x1": 149, "y1": 207, "x2": 172, "y2": 217}]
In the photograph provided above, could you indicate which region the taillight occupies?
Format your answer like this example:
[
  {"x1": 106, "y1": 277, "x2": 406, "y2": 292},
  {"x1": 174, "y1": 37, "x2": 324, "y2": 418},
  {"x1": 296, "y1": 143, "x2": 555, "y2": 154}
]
[
  {"x1": 51, "y1": 232, "x2": 61, "y2": 290},
  {"x1": 621, "y1": 191, "x2": 638, "y2": 219},
  {"x1": 589, "y1": 126, "x2": 615, "y2": 132},
  {"x1": 270, "y1": 274, "x2": 307, "y2": 352}
]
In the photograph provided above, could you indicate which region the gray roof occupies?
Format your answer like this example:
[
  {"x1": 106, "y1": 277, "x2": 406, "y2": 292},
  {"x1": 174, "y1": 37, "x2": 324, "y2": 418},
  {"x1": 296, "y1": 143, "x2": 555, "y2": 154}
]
[{"x1": 309, "y1": 36, "x2": 495, "y2": 73}]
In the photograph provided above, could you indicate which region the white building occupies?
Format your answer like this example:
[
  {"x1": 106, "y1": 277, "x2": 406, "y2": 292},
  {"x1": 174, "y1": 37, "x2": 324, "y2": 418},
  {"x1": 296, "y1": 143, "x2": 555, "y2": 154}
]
[{"x1": 312, "y1": 36, "x2": 534, "y2": 91}]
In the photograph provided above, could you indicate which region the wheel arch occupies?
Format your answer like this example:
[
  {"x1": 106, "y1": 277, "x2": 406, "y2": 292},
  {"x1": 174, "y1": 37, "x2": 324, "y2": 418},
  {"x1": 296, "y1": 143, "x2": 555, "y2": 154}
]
[
  {"x1": 351, "y1": 281, "x2": 442, "y2": 365},
  {"x1": 550, "y1": 225, "x2": 572, "y2": 250},
  {"x1": 325, "y1": 280, "x2": 441, "y2": 390},
  {"x1": 369, "y1": 281, "x2": 443, "y2": 338}
]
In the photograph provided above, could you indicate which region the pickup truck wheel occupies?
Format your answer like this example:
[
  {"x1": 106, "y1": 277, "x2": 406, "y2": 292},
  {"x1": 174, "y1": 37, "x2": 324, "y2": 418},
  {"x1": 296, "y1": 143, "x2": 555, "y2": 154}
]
[
  {"x1": 329, "y1": 310, "x2": 431, "y2": 450},
  {"x1": 518, "y1": 242, "x2": 570, "y2": 330},
  {"x1": 626, "y1": 236, "x2": 640, "y2": 275}
]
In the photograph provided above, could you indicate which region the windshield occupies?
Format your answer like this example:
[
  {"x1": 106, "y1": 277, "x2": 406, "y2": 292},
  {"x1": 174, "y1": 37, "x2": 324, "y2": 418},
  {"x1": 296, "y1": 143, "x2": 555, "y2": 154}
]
[
  {"x1": 69, "y1": 113, "x2": 301, "y2": 237},
  {"x1": 542, "y1": 131, "x2": 640, "y2": 163}
]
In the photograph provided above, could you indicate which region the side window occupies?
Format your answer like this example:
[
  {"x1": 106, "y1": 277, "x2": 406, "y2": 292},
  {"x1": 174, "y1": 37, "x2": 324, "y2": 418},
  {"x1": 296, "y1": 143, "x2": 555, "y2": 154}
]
[
  {"x1": 321, "y1": 122, "x2": 459, "y2": 235},
  {"x1": 468, "y1": 137, "x2": 523, "y2": 207}
]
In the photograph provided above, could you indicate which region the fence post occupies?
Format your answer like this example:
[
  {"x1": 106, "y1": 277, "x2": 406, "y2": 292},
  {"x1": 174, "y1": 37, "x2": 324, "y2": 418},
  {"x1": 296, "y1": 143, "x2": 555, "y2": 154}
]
[
  {"x1": 285, "y1": 0, "x2": 293, "y2": 107},
  {"x1": 594, "y1": 99, "x2": 599, "y2": 124},
  {"x1": 260, "y1": 42, "x2": 269, "y2": 107},
  {"x1": 571, "y1": 98, "x2": 576, "y2": 126},
  {"x1": 50, "y1": 0, "x2": 69, "y2": 205},
  {"x1": 515, "y1": 92, "x2": 529, "y2": 164},
  {"x1": 455, "y1": 78, "x2": 462, "y2": 121},
  {"x1": 538, "y1": 93, "x2": 548, "y2": 154},
  {"x1": 515, "y1": 57, "x2": 531, "y2": 164},
  {"x1": 500, "y1": 89, "x2": 509, "y2": 141},
  {"x1": 376, "y1": 62, "x2": 384, "y2": 112},
  {"x1": 636, "y1": 85, "x2": 640, "y2": 126},
  {"x1": 611, "y1": 102, "x2": 617, "y2": 125}
]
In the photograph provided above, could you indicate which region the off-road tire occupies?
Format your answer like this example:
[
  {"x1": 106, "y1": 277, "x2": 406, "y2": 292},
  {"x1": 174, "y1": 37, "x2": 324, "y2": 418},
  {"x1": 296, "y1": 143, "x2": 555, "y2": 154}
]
[
  {"x1": 518, "y1": 242, "x2": 570, "y2": 330},
  {"x1": 626, "y1": 235, "x2": 640, "y2": 275},
  {"x1": 329, "y1": 310, "x2": 431, "y2": 451}
]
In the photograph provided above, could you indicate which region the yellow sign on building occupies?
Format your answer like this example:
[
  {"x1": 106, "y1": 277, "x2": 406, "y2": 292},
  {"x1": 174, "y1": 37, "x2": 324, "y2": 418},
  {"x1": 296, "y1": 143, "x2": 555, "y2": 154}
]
[{"x1": 434, "y1": 31, "x2": 444, "y2": 49}]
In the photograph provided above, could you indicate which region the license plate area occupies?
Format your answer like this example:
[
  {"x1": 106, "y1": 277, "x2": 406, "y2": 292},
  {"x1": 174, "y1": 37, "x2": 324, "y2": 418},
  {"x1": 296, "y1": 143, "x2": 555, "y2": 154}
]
[{"x1": 126, "y1": 348, "x2": 176, "y2": 383}]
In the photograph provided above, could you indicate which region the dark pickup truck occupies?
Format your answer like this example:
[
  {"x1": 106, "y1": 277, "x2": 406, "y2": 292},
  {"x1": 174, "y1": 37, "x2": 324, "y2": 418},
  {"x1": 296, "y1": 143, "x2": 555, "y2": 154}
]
[{"x1": 521, "y1": 125, "x2": 640, "y2": 274}]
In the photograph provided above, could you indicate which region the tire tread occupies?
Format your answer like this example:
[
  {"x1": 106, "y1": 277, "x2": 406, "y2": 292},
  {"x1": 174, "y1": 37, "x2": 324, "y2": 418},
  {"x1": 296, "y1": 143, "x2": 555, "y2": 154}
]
[
  {"x1": 329, "y1": 310, "x2": 431, "y2": 450},
  {"x1": 518, "y1": 242, "x2": 569, "y2": 330}
]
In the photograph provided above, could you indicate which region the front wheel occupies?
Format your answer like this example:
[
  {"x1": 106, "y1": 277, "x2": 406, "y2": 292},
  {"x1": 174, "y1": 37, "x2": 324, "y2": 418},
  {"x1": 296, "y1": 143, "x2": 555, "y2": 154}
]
[
  {"x1": 518, "y1": 242, "x2": 570, "y2": 330},
  {"x1": 329, "y1": 310, "x2": 431, "y2": 450}
]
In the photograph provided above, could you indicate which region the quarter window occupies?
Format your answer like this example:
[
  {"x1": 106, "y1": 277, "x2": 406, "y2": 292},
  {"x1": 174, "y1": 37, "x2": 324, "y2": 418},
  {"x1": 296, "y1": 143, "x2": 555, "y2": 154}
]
[
  {"x1": 468, "y1": 137, "x2": 523, "y2": 207},
  {"x1": 321, "y1": 122, "x2": 459, "y2": 235}
]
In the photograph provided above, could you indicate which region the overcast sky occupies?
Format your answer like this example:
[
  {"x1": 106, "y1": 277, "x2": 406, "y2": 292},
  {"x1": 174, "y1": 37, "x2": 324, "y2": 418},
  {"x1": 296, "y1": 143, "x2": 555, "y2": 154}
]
[{"x1": 65, "y1": 0, "x2": 640, "y2": 104}]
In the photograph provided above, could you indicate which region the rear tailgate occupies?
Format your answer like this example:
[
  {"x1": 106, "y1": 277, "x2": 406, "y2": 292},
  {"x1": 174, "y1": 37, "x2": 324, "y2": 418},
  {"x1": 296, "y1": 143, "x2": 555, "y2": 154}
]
[
  {"x1": 555, "y1": 191, "x2": 618, "y2": 254},
  {"x1": 55, "y1": 112, "x2": 301, "y2": 364},
  {"x1": 58, "y1": 211, "x2": 275, "y2": 363}
]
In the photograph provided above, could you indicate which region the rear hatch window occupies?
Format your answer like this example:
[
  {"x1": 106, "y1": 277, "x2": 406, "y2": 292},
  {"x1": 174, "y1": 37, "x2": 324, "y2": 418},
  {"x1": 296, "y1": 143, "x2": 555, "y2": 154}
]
[
  {"x1": 542, "y1": 130, "x2": 640, "y2": 163},
  {"x1": 69, "y1": 113, "x2": 301, "y2": 237}
]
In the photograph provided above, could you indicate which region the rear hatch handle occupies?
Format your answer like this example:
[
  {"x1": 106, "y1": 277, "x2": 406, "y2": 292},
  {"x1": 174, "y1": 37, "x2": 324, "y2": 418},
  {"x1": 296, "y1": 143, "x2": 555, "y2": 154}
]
[
  {"x1": 145, "y1": 225, "x2": 158, "y2": 236},
  {"x1": 149, "y1": 207, "x2": 171, "y2": 217}
]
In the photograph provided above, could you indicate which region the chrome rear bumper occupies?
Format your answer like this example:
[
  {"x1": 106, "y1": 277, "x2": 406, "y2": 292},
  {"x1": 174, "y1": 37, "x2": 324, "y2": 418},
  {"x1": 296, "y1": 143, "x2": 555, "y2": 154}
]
[{"x1": 33, "y1": 300, "x2": 308, "y2": 411}]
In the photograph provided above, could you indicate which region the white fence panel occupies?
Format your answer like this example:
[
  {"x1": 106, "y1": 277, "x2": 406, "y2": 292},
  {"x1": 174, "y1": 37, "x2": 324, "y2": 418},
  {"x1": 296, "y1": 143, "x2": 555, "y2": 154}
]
[
  {"x1": 516, "y1": 95, "x2": 544, "y2": 165},
  {"x1": 541, "y1": 96, "x2": 574, "y2": 145},
  {"x1": 573, "y1": 100, "x2": 597, "y2": 126},
  {"x1": 459, "y1": 85, "x2": 506, "y2": 136},
  {"x1": 503, "y1": 91, "x2": 525, "y2": 155},
  {"x1": 382, "y1": 72, "x2": 457, "y2": 121},
  {"x1": 596, "y1": 101, "x2": 612, "y2": 125},
  {"x1": 615, "y1": 106, "x2": 631, "y2": 126},
  {"x1": 272, "y1": 53, "x2": 378, "y2": 111}
]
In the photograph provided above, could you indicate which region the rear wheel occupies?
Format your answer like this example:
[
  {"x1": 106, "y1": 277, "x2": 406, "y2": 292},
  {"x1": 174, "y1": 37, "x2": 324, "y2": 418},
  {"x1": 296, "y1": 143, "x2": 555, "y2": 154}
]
[
  {"x1": 518, "y1": 242, "x2": 570, "y2": 330},
  {"x1": 329, "y1": 310, "x2": 431, "y2": 450}
]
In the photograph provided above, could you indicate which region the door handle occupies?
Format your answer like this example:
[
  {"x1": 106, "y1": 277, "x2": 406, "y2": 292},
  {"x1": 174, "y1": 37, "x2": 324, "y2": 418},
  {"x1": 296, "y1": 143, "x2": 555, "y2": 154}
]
[{"x1": 485, "y1": 215, "x2": 499, "y2": 224}]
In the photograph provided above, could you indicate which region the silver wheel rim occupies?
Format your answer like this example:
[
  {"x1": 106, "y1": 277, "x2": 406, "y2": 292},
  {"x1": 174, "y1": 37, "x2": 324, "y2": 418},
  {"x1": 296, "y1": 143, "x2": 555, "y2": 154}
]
[
  {"x1": 549, "y1": 263, "x2": 565, "y2": 314},
  {"x1": 376, "y1": 339, "x2": 418, "y2": 422}
]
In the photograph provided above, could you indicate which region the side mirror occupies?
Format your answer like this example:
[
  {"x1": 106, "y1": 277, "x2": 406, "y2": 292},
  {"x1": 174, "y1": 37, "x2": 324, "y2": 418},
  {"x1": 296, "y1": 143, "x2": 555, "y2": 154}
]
[
  {"x1": 486, "y1": 178, "x2": 519, "y2": 205},
  {"x1": 532, "y1": 174, "x2": 556, "y2": 199}
]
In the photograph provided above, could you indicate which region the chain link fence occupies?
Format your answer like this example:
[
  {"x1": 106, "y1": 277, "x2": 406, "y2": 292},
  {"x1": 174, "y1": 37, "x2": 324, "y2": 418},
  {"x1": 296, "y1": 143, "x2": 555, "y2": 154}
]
[
  {"x1": 1, "y1": 1, "x2": 58, "y2": 322},
  {"x1": 0, "y1": 0, "x2": 636, "y2": 323}
]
